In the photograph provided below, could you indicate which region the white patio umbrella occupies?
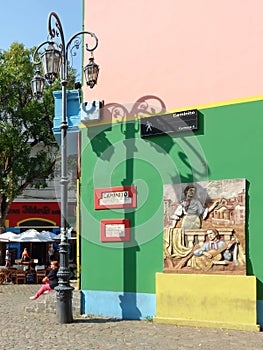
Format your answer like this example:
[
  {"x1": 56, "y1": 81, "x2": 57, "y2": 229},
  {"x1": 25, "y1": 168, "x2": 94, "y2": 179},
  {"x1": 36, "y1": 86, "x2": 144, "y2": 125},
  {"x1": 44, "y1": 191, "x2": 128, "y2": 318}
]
[
  {"x1": 0, "y1": 236, "x2": 9, "y2": 242},
  {"x1": 17, "y1": 229, "x2": 53, "y2": 242},
  {"x1": 15, "y1": 229, "x2": 54, "y2": 263},
  {"x1": 40, "y1": 230, "x2": 59, "y2": 241},
  {"x1": 0, "y1": 231, "x2": 20, "y2": 242}
]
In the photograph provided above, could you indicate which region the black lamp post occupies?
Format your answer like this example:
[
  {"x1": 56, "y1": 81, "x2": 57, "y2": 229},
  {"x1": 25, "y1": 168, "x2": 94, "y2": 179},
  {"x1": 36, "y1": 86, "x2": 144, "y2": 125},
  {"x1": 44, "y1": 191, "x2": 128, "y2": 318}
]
[{"x1": 31, "y1": 11, "x2": 99, "y2": 324}]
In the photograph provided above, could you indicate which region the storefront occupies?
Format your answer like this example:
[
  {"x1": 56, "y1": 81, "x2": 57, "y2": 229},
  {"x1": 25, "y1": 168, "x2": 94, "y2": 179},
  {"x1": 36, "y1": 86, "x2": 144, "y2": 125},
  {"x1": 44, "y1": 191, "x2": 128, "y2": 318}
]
[{"x1": 1, "y1": 201, "x2": 76, "y2": 266}]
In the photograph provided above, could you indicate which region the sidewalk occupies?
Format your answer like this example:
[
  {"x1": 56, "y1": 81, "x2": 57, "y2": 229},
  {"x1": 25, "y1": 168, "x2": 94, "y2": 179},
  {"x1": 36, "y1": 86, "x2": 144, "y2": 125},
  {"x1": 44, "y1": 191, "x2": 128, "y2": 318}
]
[{"x1": 0, "y1": 284, "x2": 263, "y2": 350}]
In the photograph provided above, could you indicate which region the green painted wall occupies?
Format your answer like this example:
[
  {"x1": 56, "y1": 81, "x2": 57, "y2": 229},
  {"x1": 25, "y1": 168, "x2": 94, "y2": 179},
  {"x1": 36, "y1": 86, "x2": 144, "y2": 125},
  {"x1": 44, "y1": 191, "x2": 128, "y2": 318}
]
[{"x1": 80, "y1": 98, "x2": 263, "y2": 297}]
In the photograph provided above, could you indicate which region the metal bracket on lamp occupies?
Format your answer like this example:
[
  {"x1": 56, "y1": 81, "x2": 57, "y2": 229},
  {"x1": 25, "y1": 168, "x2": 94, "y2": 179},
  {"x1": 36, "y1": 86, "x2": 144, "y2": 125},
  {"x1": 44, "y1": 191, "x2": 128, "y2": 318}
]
[{"x1": 80, "y1": 100, "x2": 103, "y2": 123}]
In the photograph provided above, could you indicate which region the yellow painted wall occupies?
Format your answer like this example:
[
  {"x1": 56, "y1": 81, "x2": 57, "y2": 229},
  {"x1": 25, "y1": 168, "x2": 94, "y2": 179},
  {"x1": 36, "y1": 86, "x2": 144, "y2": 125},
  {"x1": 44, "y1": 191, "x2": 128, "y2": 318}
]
[{"x1": 155, "y1": 273, "x2": 260, "y2": 331}]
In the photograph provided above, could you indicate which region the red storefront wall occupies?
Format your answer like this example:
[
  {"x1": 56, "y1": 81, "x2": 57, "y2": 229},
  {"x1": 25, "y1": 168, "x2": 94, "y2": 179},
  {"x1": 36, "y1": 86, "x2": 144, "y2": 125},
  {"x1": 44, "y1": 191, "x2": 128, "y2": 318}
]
[{"x1": 6, "y1": 202, "x2": 61, "y2": 230}]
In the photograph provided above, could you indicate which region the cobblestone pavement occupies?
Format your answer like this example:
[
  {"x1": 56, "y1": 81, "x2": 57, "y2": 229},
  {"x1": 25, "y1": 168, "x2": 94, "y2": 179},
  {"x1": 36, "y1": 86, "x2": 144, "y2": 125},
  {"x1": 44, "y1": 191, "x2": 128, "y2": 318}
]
[{"x1": 0, "y1": 284, "x2": 263, "y2": 350}]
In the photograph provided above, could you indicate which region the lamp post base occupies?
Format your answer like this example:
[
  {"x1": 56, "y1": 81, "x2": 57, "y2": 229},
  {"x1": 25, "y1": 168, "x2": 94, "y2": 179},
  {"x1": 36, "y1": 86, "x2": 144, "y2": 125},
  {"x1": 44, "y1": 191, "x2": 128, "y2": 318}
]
[
  {"x1": 55, "y1": 239, "x2": 75, "y2": 323},
  {"x1": 55, "y1": 284, "x2": 74, "y2": 323}
]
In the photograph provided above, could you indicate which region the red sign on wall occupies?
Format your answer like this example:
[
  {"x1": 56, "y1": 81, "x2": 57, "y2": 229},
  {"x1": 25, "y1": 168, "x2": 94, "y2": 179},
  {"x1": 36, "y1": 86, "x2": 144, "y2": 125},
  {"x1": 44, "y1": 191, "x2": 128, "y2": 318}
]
[
  {"x1": 100, "y1": 219, "x2": 130, "y2": 242},
  {"x1": 94, "y1": 186, "x2": 137, "y2": 210}
]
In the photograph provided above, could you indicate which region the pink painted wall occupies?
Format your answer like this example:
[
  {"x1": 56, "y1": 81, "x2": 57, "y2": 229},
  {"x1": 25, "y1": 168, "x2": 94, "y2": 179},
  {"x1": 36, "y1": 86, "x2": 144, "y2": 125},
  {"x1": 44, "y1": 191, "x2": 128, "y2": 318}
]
[{"x1": 83, "y1": 0, "x2": 263, "y2": 111}]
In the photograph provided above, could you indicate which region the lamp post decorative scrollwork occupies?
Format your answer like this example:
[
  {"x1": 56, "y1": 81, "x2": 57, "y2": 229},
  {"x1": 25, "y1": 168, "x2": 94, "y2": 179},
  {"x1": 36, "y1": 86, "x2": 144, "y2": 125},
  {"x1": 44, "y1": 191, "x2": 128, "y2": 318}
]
[{"x1": 31, "y1": 12, "x2": 99, "y2": 324}]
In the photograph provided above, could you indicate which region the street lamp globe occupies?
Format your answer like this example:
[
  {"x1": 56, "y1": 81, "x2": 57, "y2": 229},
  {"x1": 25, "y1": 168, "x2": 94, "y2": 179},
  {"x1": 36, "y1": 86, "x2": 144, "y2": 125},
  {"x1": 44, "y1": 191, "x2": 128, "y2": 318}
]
[
  {"x1": 41, "y1": 42, "x2": 62, "y2": 84},
  {"x1": 84, "y1": 56, "x2": 99, "y2": 88},
  {"x1": 31, "y1": 69, "x2": 45, "y2": 98}
]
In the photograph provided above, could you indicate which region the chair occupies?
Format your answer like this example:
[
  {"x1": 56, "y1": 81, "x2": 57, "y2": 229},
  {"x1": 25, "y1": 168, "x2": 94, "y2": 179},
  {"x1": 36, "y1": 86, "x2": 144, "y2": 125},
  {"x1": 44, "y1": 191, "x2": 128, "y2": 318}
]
[
  {"x1": 14, "y1": 270, "x2": 27, "y2": 284},
  {"x1": 35, "y1": 269, "x2": 46, "y2": 284},
  {"x1": 0, "y1": 269, "x2": 6, "y2": 284}
]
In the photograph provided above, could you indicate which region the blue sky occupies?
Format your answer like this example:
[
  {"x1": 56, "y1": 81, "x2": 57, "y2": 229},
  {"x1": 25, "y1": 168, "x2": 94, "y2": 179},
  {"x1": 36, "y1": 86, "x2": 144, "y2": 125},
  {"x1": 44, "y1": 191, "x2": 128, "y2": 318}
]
[{"x1": 0, "y1": 0, "x2": 82, "y2": 72}]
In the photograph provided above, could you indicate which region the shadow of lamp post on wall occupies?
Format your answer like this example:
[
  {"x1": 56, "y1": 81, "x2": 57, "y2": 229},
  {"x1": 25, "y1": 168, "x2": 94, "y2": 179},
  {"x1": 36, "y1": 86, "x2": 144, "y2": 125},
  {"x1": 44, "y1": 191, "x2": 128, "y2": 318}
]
[{"x1": 31, "y1": 11, "x2": 99, "y2": 324}]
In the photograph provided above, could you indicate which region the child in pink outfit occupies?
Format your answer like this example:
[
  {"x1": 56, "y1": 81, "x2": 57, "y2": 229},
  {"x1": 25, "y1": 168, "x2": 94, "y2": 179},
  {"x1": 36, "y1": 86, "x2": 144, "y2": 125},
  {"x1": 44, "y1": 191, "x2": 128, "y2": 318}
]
[{"x1": 30, "y1": 261, "x2": 59, "y2": 300}]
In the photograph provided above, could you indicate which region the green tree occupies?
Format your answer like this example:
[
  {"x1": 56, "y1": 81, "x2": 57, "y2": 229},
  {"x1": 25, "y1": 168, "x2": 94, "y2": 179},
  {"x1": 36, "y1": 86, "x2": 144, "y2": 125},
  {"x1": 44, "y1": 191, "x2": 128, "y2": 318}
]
[{"x1": 0, "y1": 42, "x2": 76, "y2": 233}]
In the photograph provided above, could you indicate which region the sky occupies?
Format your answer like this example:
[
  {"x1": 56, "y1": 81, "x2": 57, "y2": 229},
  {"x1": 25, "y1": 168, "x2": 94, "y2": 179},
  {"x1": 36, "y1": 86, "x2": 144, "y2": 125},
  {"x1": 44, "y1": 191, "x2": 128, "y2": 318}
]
[{"x1": 0, "y1": 0, "x2": 82, "y2": 75}]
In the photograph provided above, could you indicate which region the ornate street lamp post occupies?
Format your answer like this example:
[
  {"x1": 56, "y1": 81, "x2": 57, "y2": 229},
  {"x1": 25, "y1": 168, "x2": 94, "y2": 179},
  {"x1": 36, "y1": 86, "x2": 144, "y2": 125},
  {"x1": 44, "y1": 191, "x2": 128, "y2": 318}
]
[{"x1": 31, "y1": 12, "x2": 99, "y2": 323}]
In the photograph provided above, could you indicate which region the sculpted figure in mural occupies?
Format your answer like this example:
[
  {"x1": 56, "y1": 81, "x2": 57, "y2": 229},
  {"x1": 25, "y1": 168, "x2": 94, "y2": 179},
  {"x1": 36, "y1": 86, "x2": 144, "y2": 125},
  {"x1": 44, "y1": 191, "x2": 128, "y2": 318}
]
[
  {"x1": 189, "y1": 229, "x2": 238, "y2": 271},
  {"x1": 169, "y1": 185, "x2": 219, "y2": 230},
  {"x1": 164, "y1": 185, "x2": 220, "y2": 266}
]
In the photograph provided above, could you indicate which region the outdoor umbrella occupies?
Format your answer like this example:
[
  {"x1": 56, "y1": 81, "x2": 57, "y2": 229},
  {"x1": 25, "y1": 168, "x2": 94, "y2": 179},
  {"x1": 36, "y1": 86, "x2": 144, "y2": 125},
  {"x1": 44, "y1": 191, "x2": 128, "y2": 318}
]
[
  {"x1": 40, "y1": 230, "x2": 59, "y2": 241},
  {"x1": 16, "y1": 229, "x2": 54, "y2": 262},
  {"x1": 16, "y1": 229, "x2": 53, "y2": 242},
  {"x1": 0, "y1": 231, "x2": 20, "y2": 242}
]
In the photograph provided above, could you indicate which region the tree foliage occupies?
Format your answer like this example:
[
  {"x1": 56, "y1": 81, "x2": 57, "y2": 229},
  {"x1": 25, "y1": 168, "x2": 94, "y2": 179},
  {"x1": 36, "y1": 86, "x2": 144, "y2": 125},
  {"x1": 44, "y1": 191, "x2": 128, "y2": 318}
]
[{"x1": 0, "y1": 42, "x2": 76, "y2": 232}]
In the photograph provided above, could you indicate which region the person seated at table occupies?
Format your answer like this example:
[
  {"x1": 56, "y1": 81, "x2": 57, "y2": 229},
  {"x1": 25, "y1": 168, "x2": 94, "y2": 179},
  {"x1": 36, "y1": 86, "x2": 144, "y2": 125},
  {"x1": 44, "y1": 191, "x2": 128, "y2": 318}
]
[
  {"x1": 5, "y1": 248, "x2": 11, "y2": 268},
  {"x1": 29, "y1": 260, "x2": 59, "y2": 300},
  {"x1": 21, "y1": 248, "x2": 30, "y2": 262}
]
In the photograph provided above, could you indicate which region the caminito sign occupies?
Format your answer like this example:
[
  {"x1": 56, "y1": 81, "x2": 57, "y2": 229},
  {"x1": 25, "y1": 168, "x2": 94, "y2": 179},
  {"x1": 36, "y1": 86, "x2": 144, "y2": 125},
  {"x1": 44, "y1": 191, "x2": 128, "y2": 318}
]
[{"x1": 140, "y1": 109, "x2": 198, "y2": 137}]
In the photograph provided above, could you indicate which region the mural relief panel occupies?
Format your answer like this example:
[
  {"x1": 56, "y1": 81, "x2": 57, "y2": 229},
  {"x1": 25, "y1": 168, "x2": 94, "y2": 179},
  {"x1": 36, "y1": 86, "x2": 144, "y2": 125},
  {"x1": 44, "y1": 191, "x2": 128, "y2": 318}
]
[{"x1": 163, "y1": 179, "x2": 246, "y2": 275}]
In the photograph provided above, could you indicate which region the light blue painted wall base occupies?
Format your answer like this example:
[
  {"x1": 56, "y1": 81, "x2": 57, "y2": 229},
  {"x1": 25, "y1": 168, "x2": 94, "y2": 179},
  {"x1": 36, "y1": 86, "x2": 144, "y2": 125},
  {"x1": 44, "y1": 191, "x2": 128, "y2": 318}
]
[
  {"x1": 82, "y1": 290, "x2": 156, "y2": 320},
  {"x1": 257, "y1": 300, "x2": 263, "y2": 328},
  {"x1": 82, "y1": 291, "x2": 263, "y2": 326}
]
